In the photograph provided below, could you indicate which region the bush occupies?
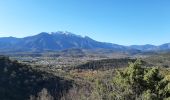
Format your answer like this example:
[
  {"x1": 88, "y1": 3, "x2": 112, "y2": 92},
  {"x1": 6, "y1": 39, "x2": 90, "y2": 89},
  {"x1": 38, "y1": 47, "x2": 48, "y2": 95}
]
[{"x1": 112, "y1": 59, "x2": 170, "y2": 100}]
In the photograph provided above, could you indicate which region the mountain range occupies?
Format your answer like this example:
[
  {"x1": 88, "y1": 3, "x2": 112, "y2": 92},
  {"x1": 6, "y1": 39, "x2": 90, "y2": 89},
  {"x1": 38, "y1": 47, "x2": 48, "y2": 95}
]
[{"x1": 0, "y1": 31, "x2": 170, "y2": 52}]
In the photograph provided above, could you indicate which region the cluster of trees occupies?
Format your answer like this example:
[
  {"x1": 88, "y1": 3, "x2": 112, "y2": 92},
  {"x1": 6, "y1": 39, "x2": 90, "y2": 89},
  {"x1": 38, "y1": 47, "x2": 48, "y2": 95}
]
[
  {"x1": 75, "y1": 58, "x2": 136, "y2": 70},
  {"x1": 95, "y1": 60, "x2": 170, "y2": 100}
]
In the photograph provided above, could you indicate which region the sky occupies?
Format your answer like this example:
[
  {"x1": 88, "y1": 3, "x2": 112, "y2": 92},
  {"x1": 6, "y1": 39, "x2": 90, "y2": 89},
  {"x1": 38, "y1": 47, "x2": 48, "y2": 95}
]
[{"x1": 0, "y1": 0, "x2": 170, "y2": 45}]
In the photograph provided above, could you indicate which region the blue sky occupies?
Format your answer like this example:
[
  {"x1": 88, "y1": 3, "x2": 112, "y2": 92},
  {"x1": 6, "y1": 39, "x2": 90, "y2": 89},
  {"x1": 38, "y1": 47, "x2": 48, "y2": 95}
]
[{"x1": 0, "y1": 0, "x2": 170, "y2": 45}]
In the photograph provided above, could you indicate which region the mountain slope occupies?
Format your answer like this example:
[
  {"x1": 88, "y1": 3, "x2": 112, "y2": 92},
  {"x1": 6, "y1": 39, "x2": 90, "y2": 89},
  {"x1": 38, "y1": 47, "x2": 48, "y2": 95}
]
[
  {"x1": 0, "y1": 31, "x2": 170, "y2": 52},
  {"x1": 0, "y1": 32, "x2": 126, "y2": 52}
]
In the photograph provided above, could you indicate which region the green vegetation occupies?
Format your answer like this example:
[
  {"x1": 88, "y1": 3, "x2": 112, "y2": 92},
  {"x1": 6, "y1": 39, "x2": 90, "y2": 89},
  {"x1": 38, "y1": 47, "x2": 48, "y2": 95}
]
[
  {"x1": 144, "y1": 52, "x2": 170, "y2": 68},
  {"x1": 1, "y1": 54, "x2": 170, "y2": 100},
  {"x1": 0, "y1": 56, "x2": 73, "y2": 100},
  {"x1": 74, "y1": 58, "x2": 136, "y2": 70},
  {"x1": 93, "y1": 60, "x2": 170, "y2": 100}
]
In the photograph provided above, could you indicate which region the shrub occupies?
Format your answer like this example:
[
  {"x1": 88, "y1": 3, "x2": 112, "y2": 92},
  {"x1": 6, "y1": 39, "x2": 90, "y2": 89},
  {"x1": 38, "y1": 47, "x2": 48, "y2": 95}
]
[{"x1": 112, "y1": 59, "x2": 170, "y2": 100}]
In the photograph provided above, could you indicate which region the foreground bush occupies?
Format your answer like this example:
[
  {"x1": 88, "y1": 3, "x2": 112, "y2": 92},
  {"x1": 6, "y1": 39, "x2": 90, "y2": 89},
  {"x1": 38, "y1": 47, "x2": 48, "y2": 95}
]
[{"x1": 95, "y1": 59, "x2": 170, "y2": 100}]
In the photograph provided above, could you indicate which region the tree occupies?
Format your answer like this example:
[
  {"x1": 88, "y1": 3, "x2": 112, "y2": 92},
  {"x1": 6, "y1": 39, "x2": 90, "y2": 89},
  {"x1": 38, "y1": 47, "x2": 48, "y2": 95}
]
[{"x1": 112, "y1": 59, "x2": 170, "y2": 100}]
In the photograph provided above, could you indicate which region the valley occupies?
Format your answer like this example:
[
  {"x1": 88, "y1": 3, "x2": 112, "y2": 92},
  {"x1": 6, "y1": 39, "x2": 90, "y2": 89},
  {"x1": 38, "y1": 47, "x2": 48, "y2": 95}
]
[
  {"x1": 1, "y1": 32, "x2": 170, "y2": 100},
  {"x1": 0, "y1": 48, "x2": 170, "y2": 100},
  {"x1": 1, "y1": 0, "x2": 170, "y2": 99}
]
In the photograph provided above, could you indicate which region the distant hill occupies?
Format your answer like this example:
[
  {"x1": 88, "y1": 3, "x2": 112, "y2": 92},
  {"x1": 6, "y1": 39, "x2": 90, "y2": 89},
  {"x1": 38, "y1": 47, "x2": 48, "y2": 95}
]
[
  {"x1": 129, "y1": 44, "x2": 170, "y2": 51},
  {"x1": 0, "y1": 31, "x2": 170, "y2": 53},
  {"x1": 129, "y1": 44, "x2": 157, "y2": 51}
]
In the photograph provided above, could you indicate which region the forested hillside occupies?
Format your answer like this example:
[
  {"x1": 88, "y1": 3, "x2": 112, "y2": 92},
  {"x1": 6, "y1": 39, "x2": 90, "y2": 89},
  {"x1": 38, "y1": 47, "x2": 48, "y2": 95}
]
[{"x1": 0, "y1": 56, "x2": 73, "y2": 100}]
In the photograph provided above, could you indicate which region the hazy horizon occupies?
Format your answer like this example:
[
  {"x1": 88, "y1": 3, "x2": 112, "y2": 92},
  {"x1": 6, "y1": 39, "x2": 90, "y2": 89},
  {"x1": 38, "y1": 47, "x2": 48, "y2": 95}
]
[{"x1": 0, "y1": 0, "x2": 170, "y2": 45}]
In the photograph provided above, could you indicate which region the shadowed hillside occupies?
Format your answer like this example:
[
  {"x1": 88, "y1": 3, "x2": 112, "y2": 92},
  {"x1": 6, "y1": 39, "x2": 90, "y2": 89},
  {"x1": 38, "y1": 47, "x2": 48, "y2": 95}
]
[{"x1": 0, "y1": 56, "x2": 73, "y2": 100}]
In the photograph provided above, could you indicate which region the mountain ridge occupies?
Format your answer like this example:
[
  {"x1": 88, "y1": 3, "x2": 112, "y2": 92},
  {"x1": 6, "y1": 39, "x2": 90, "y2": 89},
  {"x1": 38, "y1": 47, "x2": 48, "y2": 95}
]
[{"x1": 0, "y1": 31, "x2": 170, "y2": 52}]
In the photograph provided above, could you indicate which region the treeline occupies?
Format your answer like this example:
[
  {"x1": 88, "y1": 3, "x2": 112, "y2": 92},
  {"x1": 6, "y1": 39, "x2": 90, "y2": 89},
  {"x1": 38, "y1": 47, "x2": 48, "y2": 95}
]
[
  {"x1": 93, "y1": 60, "x2": 170, "y2": 100},
  {"x1": 74, "y1": 58, "x2": 141, "y2": 70}
]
